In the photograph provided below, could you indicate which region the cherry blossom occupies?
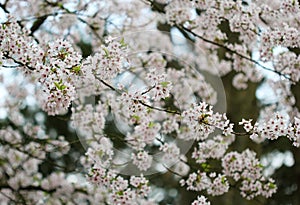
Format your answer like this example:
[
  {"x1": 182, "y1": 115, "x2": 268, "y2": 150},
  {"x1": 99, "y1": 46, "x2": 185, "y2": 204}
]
[
  {"x1": 1, "y1": 0, "x2": 300, "y2": 204},
  {"x1": 191, "y1": 195, "x2": 211, "y2": 205}
]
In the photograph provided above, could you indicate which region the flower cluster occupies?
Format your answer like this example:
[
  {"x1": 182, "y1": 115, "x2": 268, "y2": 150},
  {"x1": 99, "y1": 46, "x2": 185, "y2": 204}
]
[
  {"x1": 207, "y1": 173, "x2": 230, "y2": 196},
  {"x1": 37, "y1": 39, "x2": 82, "y2": 115},
  {"x1": 192, "y1": 134, "x2": 235, "y2": 164},
  {"x1": 273, "y1": 51, "x2": 300, "y2": 82},
  {"x1": 87, "y1": 167, "x2": 153, "y2": 205},
  {"x1": 0, "y1": 20, "x2": 84, "y2": 115},
  {"x1": 182, "y1": 102, "x2": 233, "y2": 141},
  {"x1": 117, "y1": 91, "x2": 150, "y2": 124},
  {"x1": 131, "y1": 150, "x2": 153, "y2": 171},
  {"x1": 71, "y1": 103, "x2": 107, "y2": 138},
  {"x1": 240, "y1": 114, "x2": 300, "y2": 146},
  {"x1": 159, "y1": 142, "x2": 180, "y2": 164},
  {"x1": 180, "y1": 171, "x2": 229, "y2": 196},
  {"x1": 84, "y1": 37, "x2": 128, "y2": 82},
  {"x1": 165, "y1": 0, "x2": 195, "y2": 27},
  {"x1": 130, "y1": 175, "x2": 151, "y2": 197},
  {"x1": 260, "y1": 24, "x2": 300, "y2": 61},
  {"x1": 0, "y1": 123, "x2": 87, "y2": 204},
  {"x1": 222, "y1": 149, "x2": 277, "y2": 199},
  {"x1": 180, "y1": 171, "x2": 211, "y2": 192},
  {"x1": 3, "y1": 0, "x2": 300, "y2": 204},
  {"x1": 146, "y1": 68, "x2": 172, "y2": 101},
  {"x1": 191, "y1": 195, "x2": 211, "y2": 205},
  {"x1": 85, "y1": 137, "x2": 114, "y2": 168},
  {"x1": 126, "y1": 120, "x2": 161, "y2": 150}
]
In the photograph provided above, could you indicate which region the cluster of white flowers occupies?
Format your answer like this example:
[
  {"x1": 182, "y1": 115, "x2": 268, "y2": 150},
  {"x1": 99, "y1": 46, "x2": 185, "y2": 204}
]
[
  {"x1": 207, "y1": 173, "x2": 230, "y2": 196},
  {"x1": 0, "y1": 21, "x2": 84, "y2": 115},
  {"x1": 260, "y1": 25, "x2": 300, "y2": 62},
  {"x1": 273, "y1": 51, "x2": 300, "y2": 82},
  {"x1": 126, "y1": 120, "x2": 161, "y2": 150},
  {"x1": 0, "y1": 124, "x2": 83, "y2": 204},
  {"x1": 71, "y1": 103, "x2": 107, "y2": 137},
  {"x1": 131, "y1": 150, "x2": 153, "y2": 171},
  {"x1": 165, "y1": 0, "x2": 195, "y2": 27},
  {"x1": 84, "y1": 37, "x2": 128, "y2": 82},
  {"x1": 2, "y1": 0, "x2": 300, "y2": 204},
  {"x1": 36, "y1": 39, "x2": 81, "y2": 115},
  {"x1": 180, "y1": 171, "x2": 211, "y2": 192},
  {"x1": 180, "y1": 171, "x2": 229, "y2": 196},
  {"x1": 222, "y1": 149, "x2": 277, "y2": 199},
  {"x1": 191, "y1": 195, "x2": 211, "y2": 205},
  {"x1": 118, "y1": 91, "x2": 150, "y2": 124},
  {"x1": 87, "y1": 167, "x2": 153, "y2": 205},
  {"x1": 159, "y1": 142, "x2": 180, "y2": 164},
  {"x1": 192, "y1": 135, "x2": 235, "y2": 164},
  {"x1": 182, "y1": 102, "x2": 233, "y2": 141},
  {"x1": 130, "y1": 175, "x2": 151, "y2": 197},
  {"x1": 240, "y1": 114, "x2": 300, "y2": 146},
  {"x1": 146, "y1": 68, "x2": 173, "y2": 101},
  {"x1": 85, "y1": 137, "x2": 114, "y2": 168}
]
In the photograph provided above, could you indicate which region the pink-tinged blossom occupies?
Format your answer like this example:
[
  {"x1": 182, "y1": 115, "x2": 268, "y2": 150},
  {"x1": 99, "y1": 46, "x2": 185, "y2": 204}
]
[
  {"x1": 85, "y1": 137, "x2": 114, "y2": 168},
  {"x1": 3, "y1": 0, "x2": 300, "y2": 204},
  {"x1": 71, "y1": 103, "x2": 107, "y2": 137},
  {"x1": 287, "y1": 117, "x2": 300, "y2": 147},
  {"x1": 118, "y1": 91, "x2": 150, "y2": 124},
  {"x1": 146, "y1": 68, "x2": 173, "y2": 101},
  {"x1": 222, "y1": 149, "x2": 277, "y2": 199},
  {"x1": 192, "y1": 135, "x2": 233, "y2": 164},
  {"x1": 159, "y1": 142, "x2": 180, "y2": 164},
  {"x1": 162, "y1": 115, "x2": 180, "y2": 134},
  {"x1": 181, "y1": 171, "x2": 211, "y2": 192},
  {"x1": 239, "y1": 119, "x2": 254, "y2": 133},
  {"x1": 240, "y1": 113, "x2": 300, "y2": 146},
  {"x1": 87, "y1": 167, "x2": 152, "y2": 204},
  {"x1": 165, "y1": 0, "x2": 195, "y2": 27},
  {"x1": 131, "y1": 150, "x2": 153, "y2": 171},
  {"x1": 126, "y1": 120, "x2": 161, "y2": 149},
  {"x1": 83, "y1": 37, "x2": 127, "y2": 82},
  {"x1": 182, "y1": 102, "x2": 232, "y2": 141},
  {"x1": 130, "y1": 175, "x2": 151, "y2": 197},
  {"x1": 207, "y1": 174, "x2": 229, "y2": 196},
  {"x1": 191, "y1": 195, "x2": 211, "y2": 205}
]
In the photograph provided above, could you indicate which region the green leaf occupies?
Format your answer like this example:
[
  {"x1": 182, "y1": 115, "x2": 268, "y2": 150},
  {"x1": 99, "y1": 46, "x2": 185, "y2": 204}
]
[
  {"x1": 148, "y1": 121, "x2": 155, "y2": 128},
  {"x1": 201, "y1": 163, "x2": 210, "y2": 171},
  {"x1": 97, "y1": 150, "x2": 104, "y2": 157},
  {"x1": 54, "y1": 81, "x2": 67, "y2": 90},
  {"x1": 132, "y1": 115, "x2": 140, "y2": 121},
  {"x1": 196, "y1": 174, "x2": 202, "y2": 182},
  {"x1": 54, "y1": 82, "x2": 60, "y2": 89},
  {"x1": 230, "y1": 156, "x2": 236, "y2": 162},
  {"x1": 120, "y1": 37, "x2": 127, "y2": 47},
  {"x1": 103, "y1": 47, "x2": 110, "y2": 58},
  {"x1": 221, "y1": 176, "x2": 227, "y2": 184},
  {"x1": 269, "y1": 182, "x2": 276, "y2": 189},
  {"x1": 256, "y1": 163, "x2": 264, "y2": 168},
  {"x1": 72, "y1": 65, "x2": 81, "y2": 74},
  {"x1": 160, "y1": 81, "x2": 170, "y2": 88}
]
